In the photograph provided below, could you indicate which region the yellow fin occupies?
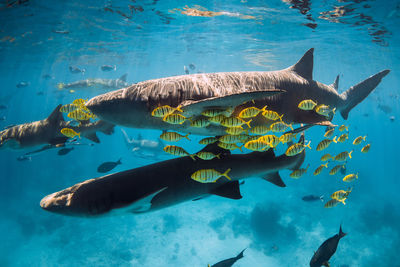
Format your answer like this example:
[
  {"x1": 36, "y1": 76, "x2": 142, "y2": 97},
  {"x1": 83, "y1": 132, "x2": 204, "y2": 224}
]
[{"x1": 222, "y1": 168, "x2": 232, "y2": 180}]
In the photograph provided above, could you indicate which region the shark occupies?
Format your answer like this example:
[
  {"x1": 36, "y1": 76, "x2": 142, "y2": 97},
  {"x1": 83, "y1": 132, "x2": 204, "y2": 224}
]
[
  {"x1": 39, "y1": 135, "x2": 305, "y2": 217},
  {"x1": 208, "y1": 248, "x2": 246, "y2": 267},
  {"x1": 57, "y1": 74, "x2": 130, "y2": 93},
  {"x1": 121, "y1": 128, "x2": 165, "y2": 158},
  {"x1": 0, "y1": 104, "x2": 115, "y2": 150},
  {"x1": 85, "y1": 48, "x2": 389, "y2": 136}
]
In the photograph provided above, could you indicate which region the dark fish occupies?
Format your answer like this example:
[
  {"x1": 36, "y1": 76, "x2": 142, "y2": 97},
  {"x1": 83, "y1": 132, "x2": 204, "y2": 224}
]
[
  {"x1": 17, "y1": 155, "x2": 32, "y2": 162},
  {"x1": 378, "y1": 104, "x2": 392, "y2": 114},
  {"x1": 100, "y1": 65, "x2": 116, "y2": 71},
  {"x1": 184, "y1": 66, "x2": 189, "y2": 74},
  {"x1": 302, "y1": 195, "x2": 324, "y2": 202},
  {"x1": 42, "y1": 74, "x2": 54, "y2": 80},
  {"x1": 53, "y1": 30, "x2": 69, "y2": 34},
  {"x1": 0, "y1": 104, "x2": 7, "y2": 110},
  {"x1": 16, "y1": 81, "x2": 29, "y2": 88},
  {"x1": 36, "y1": 91, "x2": 44, "y2": 96},
  {"x1": 310, "y1": 225, "x2": 346, "y2": 267},
  {"x1": 57, "y1": 147, "x2": 74, "y2": 156},
  {"x1": 69, "y1": 66, "x2": 85, "y2": 74},
  {"x1": 189, "y1": 63, "x2": 196, "y2": 70},
  {"x1": 390, "y1": 116, "x2": 395, "y2": 122},
  {"x1": 97, "y1": 158, "x2": 122, "y2": 173},
  {"x1": 210, "y1": 248, "x2": 246, "y2": 267}
]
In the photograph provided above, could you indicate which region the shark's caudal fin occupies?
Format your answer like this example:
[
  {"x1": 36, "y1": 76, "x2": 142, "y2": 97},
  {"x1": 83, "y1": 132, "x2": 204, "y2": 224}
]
[
  {"x1": 339, "y1": 225, "x2": 347, "y2": 239},
  {"x1": 340, "y1": 69, "x2": 390, "y2": 119},
  {"x1": 46, "y1": 104, "x2": 64, "y2": 125},
  {"x1": 236, "y1": 248, "x2": 246, "y2": 260},
  {"x1": 287, "y1": 48, "x2": 314, "y2": 80}
]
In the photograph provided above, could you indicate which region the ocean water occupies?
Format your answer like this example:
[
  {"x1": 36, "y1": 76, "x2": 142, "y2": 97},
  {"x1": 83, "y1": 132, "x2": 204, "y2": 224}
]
[{"x1": 0, "y1": 0, "x2": 399, "y2": 266}]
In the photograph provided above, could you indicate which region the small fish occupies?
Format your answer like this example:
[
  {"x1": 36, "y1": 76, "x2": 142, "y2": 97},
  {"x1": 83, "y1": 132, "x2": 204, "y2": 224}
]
[
  {"x1": 68, "y1": 109, "x2": 91, "y2": 121},
  {"x1": 361, "y1": 144, "x2": 370, "y2": 153},
  {"x1": 315, "y1": 104, "x2": 335, "y2": 117},
  {"x1": 225, "y1": 126, "x2": 247, "y2": 135},
  {"x1": 152, "y1": 105, "x2": 183, "y2": 118},
  {"x1": 324, "y1": 199, "x2": 340, "y2": 208},
  {"x1": 331, "y1": 189, "x2": 352, "y2": 203},
  {"x1": 337, "y1": 133, "x2": 349, "y2": 143},
  {"x1": 324, "y1": 128, "x2": 335, "y2": 138},
  {"x1": 160, "y1": 132, "x2": 190, "y2": 142},
  {"x1": 100, "y1": 65, "x2": 116, "y2": 71},
  {"x1": 199, "y1": 137, "x2": 218, "y2": 145},
  {"x1": 313, "y1": 163, "x2": 329, "y2": 176},
  {"x1": 302, "y1": 195, "x2": 324, "y2": 202},
  {"x1": 290, "y1": 164, "x2": 309, "y2": 179},
  {"x1": 17, "y1": 155, "x2": 32, "y2": 162},
  {"x1": 353, "y1": 136, "x2": 366, "y2": 145},
  {"x1": 279, "y1": 133, "x2": 297, "y2": 144},
  {"x1": 189, "y1": 63, "x2": 196, "y2": 70},
  {"x1": 298, "y1": 99, "x2": 317, "y2": 110},
  {"x1": 42, "y1": 74, "x2": 54, "y2": 80},
  {"x1": 343, "y1": 173, "x2": 358, "y2": 182},
  {"x1": 262, "y1": 110, "x2": 283, "y2": 121},
  {"x1": 238, "y1": 105, "x2": 267, "y2": 119},
  {"x1": 57, "y1": 147, "x2": 74, "y2": 156},
  {"x1": 250, "y1": 125, "x2": 270, "y2": 135},
  {"x1": 270, "y1": 121, "x2": 293, "y2": 132},
  {"x1": 329, "y1": 164, "x2": 346, "y2": 175},
  {"x1": 339, "y1": 125, "x2": 348, "y2": 131},
  {"x1": 219, "y1": 134, "x2": 247, "y2": 144},
  {"x1": 320, "y1": 153, "x2": 333, "y2": 161},
  {"x1": 258, "y1": 135, "x2": 280, "y2": 148},
  {"x1": 221, "y1": 117, "x2": 252, "y2": 128},
  {"x1": 244, "y1": 139, "x2": 270, "y2": 151},
  {"x1": 162, "y1": 114, "x2": 187, "y2": 125},
  {"x1": 16, "y1": 81, "x2": 29, "y2": 88},
  {"x1": 60, "y1": 128, "x2": 80, "y2": 138},
  {"x1": 285, "y1": 141, "x2": 311, "y2": 156},
  {"x1": 334, "y1": 151, "x2": 353, "y2": 162},
  {"x1": 195, "y1": 152, "x2": 220, "y2": 160},
  {"x1": 191, "y1": 168, "x2": 231, "y2": 183},
  {"x1": 97, "y1": 158, "x2": 122, "y2": 173},
  {"x1": 208, "y1": 114, "x2": 227, "y2": 124},
  {"x1": 201, "y1": 108, "x2": 226, "y2": 118},
  {"x1": 163, "y1": 145, "x2": 196, "y2": 160},
  {"x1": 190, "y1": 117, "x2": 210, "y2": 128},
  {"x1": 60, "y1": 104, "x2": 78, "y2": 113},
  {"x1": 184, "y1": 66, "x2": 189, "y2": 74},
  {"x1": 217, "y1": 142, "x2": 243, "y2": 152},
  {"x1": 69, "y1": 66, "x2": 85, "y2": 74},
  {"x1": 72, "y1": 98, "x2": 87, "y2": 106},
  {"x1": 316, "y1": 137, "x2": 337, "y2": 151}
]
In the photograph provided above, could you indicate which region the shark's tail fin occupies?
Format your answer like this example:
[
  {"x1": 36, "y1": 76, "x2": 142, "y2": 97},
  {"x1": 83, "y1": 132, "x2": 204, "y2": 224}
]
[
  {"x1": 236, "y1": 248, "x2": 246, "y2": 260},
  {"x1": 339, "y1": 224, "x2": 347, "y2": 239},
  {"x1": 340, "y1": 70, "x2": 390, "y2": 119}
]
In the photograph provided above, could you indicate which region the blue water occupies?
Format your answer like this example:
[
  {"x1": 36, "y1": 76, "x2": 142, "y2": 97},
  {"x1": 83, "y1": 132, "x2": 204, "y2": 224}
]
[{"x1": 0, "y1": 0, "x2": 399, "y2": 266}]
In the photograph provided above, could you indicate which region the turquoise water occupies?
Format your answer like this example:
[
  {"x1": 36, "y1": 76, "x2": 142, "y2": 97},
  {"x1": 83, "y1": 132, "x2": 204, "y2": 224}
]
[{"x1": 0, "y1": 0, "x2": 399, "y2": 266}]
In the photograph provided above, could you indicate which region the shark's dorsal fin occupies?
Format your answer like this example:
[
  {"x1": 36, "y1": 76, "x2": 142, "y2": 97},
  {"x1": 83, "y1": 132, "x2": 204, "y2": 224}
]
[
  {"x1": 198, "y1": 142, "x2": 231, "y2": 156},
  {"x1": 262, "y1": 172, "x2": 286, "y2": 187},
  {"x1": 46, "y1": 104, "x2": 64, "y2": 124},
  {"x1": 211, "y1": 181, "x2": 242, "y2": 200},
  {"x1": 119, "y1": 73, "x2": 127, "y2": 82},
  {"x1": 84, "y1": 133, "x2": 100, "y2": 143},
  {"x1": 331, "y1": 75, "x2": 339, "y2": 91},
  {"x1": 287, "y1": 48, "x2": 314, "y2": 80}
]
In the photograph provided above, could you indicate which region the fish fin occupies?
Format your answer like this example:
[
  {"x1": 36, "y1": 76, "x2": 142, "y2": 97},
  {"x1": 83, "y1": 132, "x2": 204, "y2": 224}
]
[
  {"x1": 49, "y1": 137, "x2": 68, "y2": 146},
  {"x1": 261, "y1": 172, "x2": 286, "y2": 187},
  {"x1": 46, "y1": 104, "x2": 64, "y2": 125},
  {"x1": 179, "y1": 90, "x2": 285, "y2": 117},
  {"x1": 130, "y1": 187, "x2": 168, "y2": 213},
  {"x1": 211, "y1": 181, "x2": 242, "y2": 200},
  {"x1": 117, "y1": 158, "x2": 122, "y2": 165},
  {"x1": 286, "y1": 48, "x2": 314, "y2": 80},
  {"x1": 331, "y1": 75, "x2": 339, "y2": 90},
  {"x1": 236, "y1": 248, "x2": 246, "y2": 259},
  {"x1": 84, "y1": 133, "x2": 100, "y2": 143},
  {"x1": 198, "y1": 142, "x2": 231, "y2": 156},
  {"x1": 340, "y1": 69, "x2": 390, "y2": 120},
  {"x1": 119, "y1": 73, "x2": 127, "y2": 82},
  {"x1": 339, "y1": 224, "x2": 347, "y2": 239}
]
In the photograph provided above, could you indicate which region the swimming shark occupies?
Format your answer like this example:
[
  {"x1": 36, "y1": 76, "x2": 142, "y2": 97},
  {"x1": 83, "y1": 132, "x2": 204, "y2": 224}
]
[
  {"x1": 0, "y1": 104, "x2": 115, "y2": 150},
  {"x1": 57, "y1": 74, "x2": 130, "y2": 92},
  {"x1": 208, "y1": 248, "x2": 246, "y2": 267},
  {"x1": 39, "y1": 135, "x2": 305, "y2": 217},
  {"x1": 121, "y1": 128, "x2": 165, "y2": 158},
  {"x1": 85, "y1": 48, "x2": 389, "y2": 136}
]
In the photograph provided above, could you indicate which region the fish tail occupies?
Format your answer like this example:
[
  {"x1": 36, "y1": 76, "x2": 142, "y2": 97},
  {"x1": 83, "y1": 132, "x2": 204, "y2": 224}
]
[
  {"x1": 222, "y1": 168, "x2": 231, "y2": 180},
  {"x1": 57, "y1": 83, "x2": 65, "y2": 90},
  {"x1": 323, "y1": 162, "x2": 328, "y2": 168},
  {"x1": 363, "y1": 136, "x2": 366, "y2": 141},
  {"x1": 333, "y1": 136, "x2": 337, "y2": 143},
  {"x1": 184, "y1": 133, "x2": 191, "y2": 141},
  {"x1": 332, "y1": 107, "x2": 336, "y2": 114},
  {"x1": 320, "y1": 195, "x2": 324, "y2": 202},
  {"x1": 261, "y1": 105, "x2": 268, "y2": 112},
  {"x1": 306, "y1": 141, "x2": 311, "y2": 149},
  {"x1": 176, "y1": 105, "x2": 183, "y2": 113},
  {"x1": 279, "y1": 114, "x2": 284, "y2": 121},
  {"x1": 349, "y1": 150, "x2": 353, "y2": 159},
  {"x1": 77, "y1": 132, "x2": 81, "y2": 138},
  {"x1": 339, "y1": 69, "x2": 390, "y2": 120},
  {"x1": 236, "y1": 248, "x2": 246, "y2": 260},
  {"x1": 245, "y1": 119, "x2": 252, "y2": 128},
  {"x1": 216, "y1": 153, "x2": 221, "y2": 159},
  {"x1": 339, "y1": 225, "x2": 347, "y2": 238},
  {"x1": 117, "y1": 158, "x2": 122, "y2": 164},
  {"x1": 238, "y1": 143, "x2": 244, "y2": 152},
  {"x1": 289, "y1": 124, "x2": 294, "y2": 130},
  {"x1": 189, "y1": 154, "x2": 196, "y2": 161}
]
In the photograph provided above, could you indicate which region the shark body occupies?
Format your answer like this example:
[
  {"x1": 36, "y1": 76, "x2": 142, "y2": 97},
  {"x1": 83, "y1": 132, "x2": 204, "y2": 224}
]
[{"x1": 58, "y1": 74, "x2": 130, "y2": 92}]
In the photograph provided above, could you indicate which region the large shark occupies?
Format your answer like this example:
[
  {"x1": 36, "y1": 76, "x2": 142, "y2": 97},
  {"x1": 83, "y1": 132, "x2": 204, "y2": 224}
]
[
  {"x1": 58, "y1": 74, "x2": 130, "y2": 92},
  {"x1": 0, "y1": 104, "x2": 115, "y2": 150},
  {"x1": 39, "y1": 136, "x2": 305, "y2": 217},
  {"x1": 85, "y1": 48, "x2": 389, "y2": 136}
]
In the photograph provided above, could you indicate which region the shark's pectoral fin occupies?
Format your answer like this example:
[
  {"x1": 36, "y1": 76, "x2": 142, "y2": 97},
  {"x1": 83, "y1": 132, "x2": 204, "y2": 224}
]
[
  {"x1": 84, "y1": 133, "x2": 100, "y2": 143},
  {"x1": 180, "y1": 89, "x2": 285, "y2": 117},
  {"x1": 49, "y1": 137, "x2": 68, "y2": 146},
  {"x1": 211, "y1": 181, "x2": 242, "y2": 200},
  {"x1": 261, "y1": 172, "x2": 286, "y2": 187},
  {"x1": 130, "y1": 187, "x2": 168, "y2": 213}
]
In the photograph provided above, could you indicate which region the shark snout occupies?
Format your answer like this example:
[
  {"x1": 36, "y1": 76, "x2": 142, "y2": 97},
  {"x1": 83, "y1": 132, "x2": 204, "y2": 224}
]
[{"x1": 86, "y1": 89, "x2": 126, "y2": 118}]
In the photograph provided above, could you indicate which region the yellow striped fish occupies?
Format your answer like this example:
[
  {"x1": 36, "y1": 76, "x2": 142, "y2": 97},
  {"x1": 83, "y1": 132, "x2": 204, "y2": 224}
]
[
  {"x1": 343, "y1": 173, "x2": 358, "y2": 182},
  {"x1": 333, "y1": 151, "x2": 353, "y2": 162},
  {"x1": 162, "y1": 114, "x2": 187, "y2": 125},
  {"x1": 250, "y1": 125, "x2": 270, "y2": 135},
  {"x1": 60, "y1": 128, "x2": 80, "y2": 138},
  {"x1": 324, "y1": 199, "x2": 340, "y2": 208},
  {"x1": 191, "y1": 168, "x2": 231, "y2": 183},
  {"x1": 353, "y1": 136, "x2": 366, "y2": 145},
  {"x1": 315, "y1": 105, "x2": 335, "y2": 117},
  {"x1": 324, "y1": 128, "x2": 335, "y2": 138},
  {"x1": 151, "y1": 105, "x2": 183, "y2": 118},
  {"x1": 68, "y1": 109, "x2": 91, "y2": 121},
  {"x1": 160, "y1": 132, "x2": 190, "y2": 142},
  {"x1": 163, "y1": 145, "x2": 196, "y2": 160},
  {"x1": 190, "y1": 117, "x2": 210, "y2": 128},
  {"x1": 337, "y1": 133, "x2": 348, "y2": 143},
  {"x1": 219, "y1": 134, "x2": 246, "y2": 144},
  {"x1": 60, "y1": 104, "x2": 78, "y2": 113},
  {"x1": 244, "y1": 139, "x2": 270, "y2": 151},
  {"x1": 238, "y1": 105, "x2": 267, "y2": 119},
  {"x1": 195, "y1": 152, "x2": 220, "y2": 160},
  {"x1": 331, "y1": 189, "x2": 351, "y2": 203},
  {"x1": 329, "y1": 164, "x2": 346, "y2": 175},
  {"x1": 208, "y1": 114, "x2": 227, "y2": 125},
  {"x1": 201, "y1": 108, "x2": 226, "y2": 117},
  {"x1": 199, "y1": 137, "x2": 218, "y2": 145},
  {"x1": 261, "y1": 110, "x2": 283, "y2": 121},
  {"x1": 361, "y1": 144, "x2": 370, "y2": 153},
  {"x1": 320, "y1": 153, "x2": 333, "y2": 161},
  {"x1": 339, "y1": 125, "x2": 348, "y2": 131},
  {"x1": 313, "y1": 162, "x2": 328, "y2": 176},
  {"x1": 225, "y1": 126, "x2": 247, "y2": 135},
  {"x1": 217, "y1": 142, "x2": 243, "y2": 152},
  {"x1": 221, "y1": 117, "x2": 252, "y2": 128},
  {"x1": 298, "y1": 99, "x2": 317, "y2": 110},
  {"x1": 258, "y1": 135, "x2": 280, "y2": 148},
  {"x1": 316, "y1": 137, "x2": 337, "y2": 151},
  {"x1": 285, "y1": 141, "x2": 311, "y2": 156},
  {"x1": 72, "y1": 98, "x2": 87, "y2": 106},
  {"x1": 270, "y1": 121, "x2": 293, "y2": 132},
  {"x1": 279, "y1": 133, "x2": 297, "y2": 144},
  {"x1": 290, "y1": 164, "x2": 309, "y2": 179}
]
